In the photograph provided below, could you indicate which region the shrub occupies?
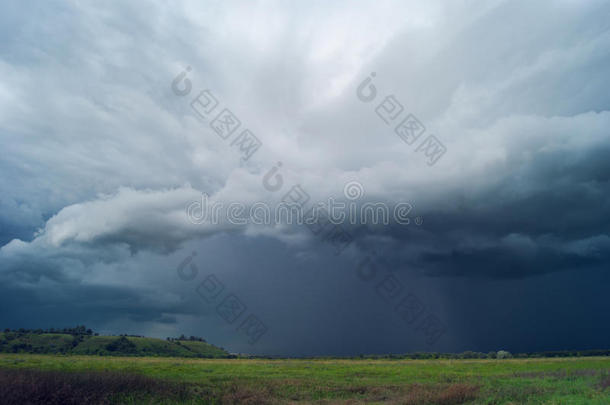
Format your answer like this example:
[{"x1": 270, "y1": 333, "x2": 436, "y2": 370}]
[
  {"x1": 497, "y1": 350, "x2": 512, "y2": 359},
  {"x1": 105, "y1": 336, "x2": 137, "y2": 354}
]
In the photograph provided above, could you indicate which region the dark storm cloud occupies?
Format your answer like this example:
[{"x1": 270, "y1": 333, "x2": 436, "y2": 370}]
[
  {"x1": 370, "y1": 140, "x2": 610, "y2": 278},
  {"x1": 1, "y1": 0, "x2": 609, "y2": 354}
]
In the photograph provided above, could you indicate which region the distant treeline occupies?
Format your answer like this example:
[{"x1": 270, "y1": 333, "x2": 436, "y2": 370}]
[
  {"x1": 239, "y1": 349, "x2": 610, "y2": 360},
  {"x1": 3, "y1": 326, "x2": 96, "y2": 336},
  {"x1": 167, "y1": 335, "x2": 207, "y2": 343},
  {"x1": 369, "y1": 350, "x2": 610, "y2": 359}
]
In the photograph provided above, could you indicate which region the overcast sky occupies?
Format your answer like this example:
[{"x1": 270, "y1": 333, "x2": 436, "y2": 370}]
[{"x1": 1, "y1": 0, "x2": 609, "y2": 356}]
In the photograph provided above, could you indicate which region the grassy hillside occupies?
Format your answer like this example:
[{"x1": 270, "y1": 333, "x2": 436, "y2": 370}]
[
  {"x1": 1, "y1": 354, "x2": 609, "y2": 404},
  {"x1": 0, "y1": 332, "x2": 228, "y2": 358},
  {"x1": 0, "y1": 333, "x2": 76, "y2": 354}
]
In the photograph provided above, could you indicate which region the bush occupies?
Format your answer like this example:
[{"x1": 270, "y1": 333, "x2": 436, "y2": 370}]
[
  {"x1": 497, "y1": 350, "x2": 512, "y2": 359},
  {"x1": 105, "y1": 336, "x2": 137, "y2": 354}
]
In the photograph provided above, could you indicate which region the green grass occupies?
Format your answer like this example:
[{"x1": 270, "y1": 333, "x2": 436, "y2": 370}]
[{"x1": 0, "y1": 353, "x2": 609, "y2": 403}]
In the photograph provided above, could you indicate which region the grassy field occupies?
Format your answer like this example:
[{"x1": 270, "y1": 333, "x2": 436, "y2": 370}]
[{"x1": 0, "y1": 353, "x2": 609, "y2": 404}]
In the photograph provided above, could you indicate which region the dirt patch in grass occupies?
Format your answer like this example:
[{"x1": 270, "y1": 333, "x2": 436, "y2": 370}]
[
  {"x1": 315, "y1": 383, "x2": 479, "y2": 404},
  {"x1": 217, "y1": 380, "x2": 479, "y2": 404},
  {"x1": 398, "y1": 383, "x2": 480, "y2": 405},
  {"x1": 0, "y1": 368, "x2": 192, "y2": 405},
  {"x1": 598, "y1": 376, "x2": 610, "y2": 391},
  {"x1": 484, "y1": 384, "x2": 550, "y2": 403}
]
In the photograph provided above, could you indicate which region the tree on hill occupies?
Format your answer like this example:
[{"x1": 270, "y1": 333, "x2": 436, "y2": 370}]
[
  {"x1": 1, "y1": 326, "x2": 94, "y2": 336},
  {"x1": 105, "y1": 336, "x2": 137, "y2": 354}
]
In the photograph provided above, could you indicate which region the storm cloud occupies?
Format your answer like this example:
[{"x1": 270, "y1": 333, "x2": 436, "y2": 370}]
[{"x1": 1, "y1": 0, "x2": 609, "y2": 355}]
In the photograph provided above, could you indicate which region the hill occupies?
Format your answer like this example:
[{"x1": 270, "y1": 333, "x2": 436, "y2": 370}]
[{"x1": 0, "y1": 330, "x2": 229, "y2": 358}]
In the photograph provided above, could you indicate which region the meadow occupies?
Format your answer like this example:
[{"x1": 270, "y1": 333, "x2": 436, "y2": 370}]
[{"x1": 1, "y1": 353, "x2": 609, "y2": 404}]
